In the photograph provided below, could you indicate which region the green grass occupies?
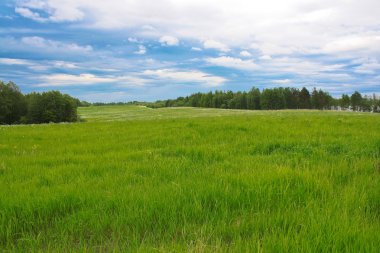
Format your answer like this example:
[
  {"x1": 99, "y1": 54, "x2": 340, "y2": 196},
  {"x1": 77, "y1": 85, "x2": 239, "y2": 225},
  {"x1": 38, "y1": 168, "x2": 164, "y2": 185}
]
[
  {"x1": 1, "y1": 106, "x2": 380, "y2": 252},
  {"x1": 78, "y1": 105, "x2": 263, "y2": 122}
]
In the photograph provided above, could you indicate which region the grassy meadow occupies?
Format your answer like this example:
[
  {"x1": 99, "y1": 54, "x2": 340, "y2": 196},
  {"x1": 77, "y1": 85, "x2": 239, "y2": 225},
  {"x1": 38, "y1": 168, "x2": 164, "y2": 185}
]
[{"x1": 1, "y1": 106, "x2": 380, "y2": 252}]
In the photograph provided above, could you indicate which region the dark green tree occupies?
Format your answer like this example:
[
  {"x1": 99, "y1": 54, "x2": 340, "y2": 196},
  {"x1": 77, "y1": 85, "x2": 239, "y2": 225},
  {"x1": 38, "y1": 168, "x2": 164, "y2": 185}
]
[
  {"x1": 350, "y1": 91, "x2": 362, "y2": 111},
  {"x1": 247, "y1": 87, "x2": 261, "y2": 110},
  {"x1": 0, "y1": 81, "x2": 27, "y2": 124},
  {"x1": 299, "y1": 87, "x2": 311, "y2": 109},
  {"x1": 340, "y1": 94, "x2": 350, "y2": 109}
]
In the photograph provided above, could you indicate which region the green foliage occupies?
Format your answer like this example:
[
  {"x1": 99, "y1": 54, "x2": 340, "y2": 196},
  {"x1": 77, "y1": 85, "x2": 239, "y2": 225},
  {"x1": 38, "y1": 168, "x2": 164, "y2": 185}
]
[
  {"x1": 340, "y1": 94, "x2": 350, "y2": 109},
  {"x1": 1, "y1": 107, "x2": 380, "y2": 251},
  {"x1": 260, "y1": 88, "x2": 286, "y2": 109},
  {"x1": 351, "y1": 91, "x2": 363, "y2": 111},
  {"x1": 0, "y1": 80, "x2": 79, "y2": 124},
  {"x1": 26, "y1": 91, "x2": 78, "y2": 124},
  {"x1": 311, "y1": 88, "x2": 333, "y2": 110},
  {"x1": 144, "y1": 87, "x2": 379, "y2": 113},
  {"x1": 247, "y1": 87, "x2": 261, "y2": 109},
  {"x1": 299, "y1": 87, "x2": 311, "y2": 109},
  {"x1": 0, "y1": 81, "x2": 27, "y2": 124}
]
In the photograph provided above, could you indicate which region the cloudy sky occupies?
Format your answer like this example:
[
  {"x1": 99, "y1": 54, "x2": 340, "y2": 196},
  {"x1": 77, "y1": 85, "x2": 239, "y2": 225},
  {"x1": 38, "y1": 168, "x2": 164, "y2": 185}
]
[{"x1": 0, "y1": 0, "x2": 379, "y2": 102}]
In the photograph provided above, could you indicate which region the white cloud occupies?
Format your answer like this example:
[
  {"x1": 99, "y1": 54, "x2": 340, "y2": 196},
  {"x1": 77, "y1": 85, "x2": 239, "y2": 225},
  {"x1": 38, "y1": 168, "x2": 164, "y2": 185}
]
[
  {"x1": 353, "y1": 59, "x2": 380, "y2": 74},
  {"x1": 272, "y1": 79, "x2": 291, "y2": 84},
  {"x1": 203, "y1": 40, "x2": 230, "y2": 52},
  {"x1": 191, "y1": 47, "x2": 202, "y2": 51},
  {"x1": 259, "y1": 55, "x2": 272, "y2": 60},
  {"x1": 128, "y1": 37, "x2": 139, "y2": 43},
  {"x1": 8, "y1": 0, "x2": 380, "y2": 95},
  {"x1": 134, "y1": 45, "x2": 146, "y2": 55},
  {"x1": 0, "y1": 58, "x2": 82, "y2": 71},
  {"x1": 240, "y1": 50, "x2": 252, "y2": 57},
  {"x1": 15, "y1": 7, "x2": 47, "y2": 22},
  {"x1": 205, "y1": 56, "x2": 260, "y2": 71},
  {"x1": 323, "y1": 35, "x2": 380, "y2": 54},
  {"x1": 35, "y1": 73, "x2": 148, "y2": 87},
  {"x1": 260, "y1": 57, "x2": 345, "y2": 76},
  {"x1": 36, "y1": 73, "x2": 115, "y2": 87},
  {"x1": 21, "y1": 36, "x2": 92, "y2": 53},
  {"x1": 143, "y1": 69, "x2": 226, "y2": 87},
  {"x1": 159, "y1": 36, "x2": 179, "y2": 46},
  {"x1": 14, "y1": 0, "x2": 380, "y2": 58},
  {"x1": 53, "y1": 61, "x2": 78, "y2": 69},
  {"x1": 0, "y1": 58, "x2": 31, "y2": 65},
  {"x1": 15, "y1": 1, "x2": 84, "y2": 22}
]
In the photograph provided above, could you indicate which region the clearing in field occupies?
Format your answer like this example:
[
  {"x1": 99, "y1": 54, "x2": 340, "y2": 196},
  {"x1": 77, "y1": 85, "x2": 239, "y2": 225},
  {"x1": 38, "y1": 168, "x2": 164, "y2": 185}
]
[{"x1": 1, "y1": 106, "x2": 379, "y2": 252}]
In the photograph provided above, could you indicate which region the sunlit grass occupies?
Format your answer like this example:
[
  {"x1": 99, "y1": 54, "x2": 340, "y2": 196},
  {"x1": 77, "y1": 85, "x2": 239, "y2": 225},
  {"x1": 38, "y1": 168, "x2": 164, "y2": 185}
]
[{"x1": 1, "y1": 106, "x2": 379, "y2": 251}]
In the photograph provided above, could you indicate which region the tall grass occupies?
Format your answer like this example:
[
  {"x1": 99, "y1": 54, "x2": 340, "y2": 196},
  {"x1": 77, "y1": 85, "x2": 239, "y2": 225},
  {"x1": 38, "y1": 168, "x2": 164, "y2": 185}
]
[{"x1": 1, "y1": 107, "x2": 379, "y2": 251}]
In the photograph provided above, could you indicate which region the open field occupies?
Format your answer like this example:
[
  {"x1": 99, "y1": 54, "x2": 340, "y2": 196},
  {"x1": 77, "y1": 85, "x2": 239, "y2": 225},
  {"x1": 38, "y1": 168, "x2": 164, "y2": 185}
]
[
  {"x1": 1, "y1": 106, "x2": 380, "y2": 251},
  {"x1": 78, "y1": 105, "x2": 262, "y2": 122}
]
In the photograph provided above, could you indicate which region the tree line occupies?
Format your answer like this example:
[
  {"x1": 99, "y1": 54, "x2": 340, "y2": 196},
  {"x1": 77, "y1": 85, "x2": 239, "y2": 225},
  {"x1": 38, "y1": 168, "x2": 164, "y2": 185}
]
[
  {"x1": 0, "y1": 81, "x2": 80, "y2": 125},
  {"x1": 147, "y1": 87, "x2": 380, "y2": 112}
]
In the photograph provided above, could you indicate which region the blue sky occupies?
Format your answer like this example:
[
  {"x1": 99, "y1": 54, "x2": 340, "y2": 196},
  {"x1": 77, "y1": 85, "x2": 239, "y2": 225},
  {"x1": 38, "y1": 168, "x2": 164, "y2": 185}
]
[{"x1": 0, "y1": 0, "x2": 379, "y2": 102}]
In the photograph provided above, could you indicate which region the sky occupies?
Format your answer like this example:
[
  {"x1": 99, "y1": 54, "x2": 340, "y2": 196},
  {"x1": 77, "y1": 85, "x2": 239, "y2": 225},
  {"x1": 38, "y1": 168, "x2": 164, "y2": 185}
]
[{"x1": 0, "y1": 0, "x2": 379, "y2": 102}]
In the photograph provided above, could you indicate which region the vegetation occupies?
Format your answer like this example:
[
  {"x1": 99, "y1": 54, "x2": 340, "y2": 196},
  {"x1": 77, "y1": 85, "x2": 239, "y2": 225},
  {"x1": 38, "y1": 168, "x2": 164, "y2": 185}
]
[
  {"x1": 146, "y1": 87, "x2": 380, "y2": 112},
  {"x1": 1, "y1": 106, "x2": 379, "y2": 251},
  {"x1": 0, "y1": 81, "x2": 80, "y2": 124}
]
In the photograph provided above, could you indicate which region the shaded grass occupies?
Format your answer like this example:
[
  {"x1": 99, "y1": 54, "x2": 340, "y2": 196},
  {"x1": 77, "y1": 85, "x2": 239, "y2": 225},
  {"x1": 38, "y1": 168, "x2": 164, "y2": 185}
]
[{"x1": 0, "y1": 107, "x2": 380, "y2": 251}]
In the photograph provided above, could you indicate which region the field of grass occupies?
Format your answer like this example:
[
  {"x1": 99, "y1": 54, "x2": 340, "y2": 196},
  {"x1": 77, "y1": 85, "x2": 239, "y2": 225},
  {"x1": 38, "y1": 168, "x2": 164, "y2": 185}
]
[
  {"x1": 1, "y1": 106, "x2": 380, "y2": 252},
  {"x1": 78, "y1": 105, "x2": 263, "y2": 122}
]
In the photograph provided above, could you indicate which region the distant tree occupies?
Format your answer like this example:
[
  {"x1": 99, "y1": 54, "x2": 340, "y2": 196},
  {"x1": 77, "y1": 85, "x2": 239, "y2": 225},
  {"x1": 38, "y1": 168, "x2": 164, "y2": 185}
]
[
  {"x1": 247, "y1": 87, "x2": 261, "y2": 110},
  {"x1": 311, "y1": 88, "x2": 320, "y2": 109},
  {"x1": 360, "y1": 95, "x2": 372, "y2": 112},
  {"x1": 311, "y1": 88, "x2": 332, "y2": 110},
  {"x1": 153, "y1": 85, "x2": 375, "y2": 114},
  {"x1": 26, "y1": 91, "x2": 78, "y2": 123},
  {"x1": 283, "y1": 87, "x2": 293, "y2": 109},
  {"x1": 25, "y1": 92, "x2": 43, "y2": 123},
  {"x1": 351, "y1": 91, "x2": 362, "y2": 111},
  {"x1": 230, "y1": 91, "x2": 247, "y2": 109},
  {"x1": 340, "y1": 94, "x2": 350, "y2": 109},
  {"x1": 261, "y1": 88, "x2": 285, "y2": 110},
  {"x1": 0, "y1": 81, "x2": 27, "y2": 124},
  {"x1": 299, "y1": 87, "x2": 311, "y2": 109},
  {"x1": 373, "y1": 94, "x2": 380, "y2": 112}
]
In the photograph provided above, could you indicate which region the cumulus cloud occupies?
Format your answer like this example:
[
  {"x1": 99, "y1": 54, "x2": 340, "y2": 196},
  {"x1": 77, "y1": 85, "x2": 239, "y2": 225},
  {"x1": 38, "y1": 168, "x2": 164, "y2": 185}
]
[
  {"x1": 21, "y1": 36, "x2": 92, "y2": 53},
  {"x1": 15, "y1": 7, "x2": 47, "y2": 22},
  {"x1": 15, "y1": 1, "x2": 84, "y2": 22},
  {"x1": 353, "y1": 59, "x2": 380, "y2": 74},
  {"x1": 205, "y1": 56, "x2": 260, "y2": 71},
  {"x1": 240, "y1": 50, "x2": 252, "y2": 57},
  {"x1": 8, "y1": 0, "x2": 380, "y2": 96},
  {"x1": 53, "y1": 61, "x2": 79, "y2": 69},
  {"x1": 159, "y1": 36, "x2": 179, "y2": 46},
  {"x1": 128, "y1": 37, "x2": 139, "y2": 43},
  {"x1": 203, "y1": 40, "x2": 230, "y2": 52},
  {"x1": 0, "y1": 58, "x2": 32, "y2": 65},
  {"x1": 259, "y1": 55, "x2": 272, "y2": 60},
  {"x1": 323, "y1": 35, "x2": 380, "y2": 54},
  {"x1": 272, "y1": 79, "x2": 291, "y2": 84},
  {"x1": 14, "y1": 0, "x2": 380, "y2": 57},
  {"x1": 35, "y1": 73, "x2": 148, "y2": 87},
  {"x1": 143, "y1": 69, "x2": 226, "y2": 87},
  {"x1": 134, "y1": 45, "x2": 146, "y2": 55},
  {"x1": 36, "y1": 73, "x2": 115, "y2": 86},
  {"x1": 259, "y1": 57, "x2": 346, "y2": 76},
  {"x1": 191, "y1": 47, "x2": 202, "y2": 51}
]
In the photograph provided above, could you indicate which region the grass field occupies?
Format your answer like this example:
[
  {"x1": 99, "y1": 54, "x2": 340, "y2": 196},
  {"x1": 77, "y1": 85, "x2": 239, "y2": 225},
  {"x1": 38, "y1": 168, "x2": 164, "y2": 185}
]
[{"x1": 1, "y1": 106, "x2": 380, "y2": 252}]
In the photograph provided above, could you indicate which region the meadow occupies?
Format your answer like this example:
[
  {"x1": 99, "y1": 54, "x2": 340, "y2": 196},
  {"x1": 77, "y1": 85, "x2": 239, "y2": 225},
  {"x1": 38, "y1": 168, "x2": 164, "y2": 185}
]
[{"x1": 1, "y1": 106, "x2": 380, "y2": 252}]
